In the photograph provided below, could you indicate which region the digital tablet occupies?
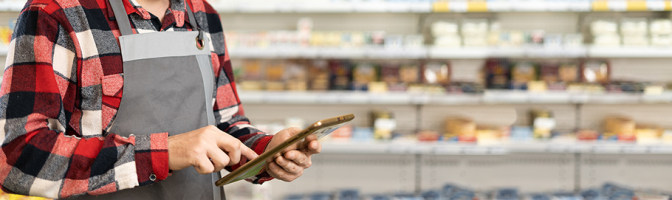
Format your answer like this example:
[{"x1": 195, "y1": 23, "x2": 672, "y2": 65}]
[{"x1": 215, "y1": 114, "x2": 355, "y2": 186}]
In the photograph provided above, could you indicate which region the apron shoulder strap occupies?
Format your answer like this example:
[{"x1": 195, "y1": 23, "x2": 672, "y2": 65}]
[
  {"x1": 109, "y1": 0, "x2": 134, "y2": 36},
  {"x1": 185, "y1": 2, "x2": 204, "y2": 41}
]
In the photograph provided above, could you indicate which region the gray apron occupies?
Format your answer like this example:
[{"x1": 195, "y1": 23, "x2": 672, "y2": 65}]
[{"x1": 68, "y1": 0, "x2": 224, "y2": 199}]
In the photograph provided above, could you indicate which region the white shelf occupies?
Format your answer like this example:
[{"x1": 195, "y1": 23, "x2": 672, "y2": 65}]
[
  {"x1": 238, "y1": 91, "x2": 672, "y2": 105},
  {"x1": 588, "y1": 46, "x2": 672, "y2": 58},
  {"x1": 229, "y1": 47, "x2": 427, "y2": 59},
  {"x1": 212, "y1": 2, "x2": 432, "y2": 13},
  {"x1": 212, "y1": 1, "x2": 670, "y2": 13},
  {"x1": 229, "y1": 46, "x2": 672, "y2": 59},
  {"x1": 320, "y1": 141, "x2": 672, "y2": 155}
]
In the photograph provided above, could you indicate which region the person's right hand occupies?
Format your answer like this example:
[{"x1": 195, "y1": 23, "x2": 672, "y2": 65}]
[{"x1": 167, "y1": 125, "x2": 258, "y2": 174}]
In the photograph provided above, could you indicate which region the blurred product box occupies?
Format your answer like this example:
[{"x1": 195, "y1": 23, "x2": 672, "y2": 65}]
[
  {"x1": 592, "y1": 19, "x2": 620, "y2": 46},
  {"x1": 603, "y1": 116, "x2": 636, "y2": 141},
  {"x1": 444, "y1": 117, "x2": 477, "y2": 142},
  {"x1": 530, "y1": 109, "x2": 555, "y2": 139},
  {"x1": 581, "y1": 60, "x2": 610, "y2": 84},
  {"x1": 351, "y1": 62, "x2": 378, "y2": 91},
  {"x1": 371, "y1": 110, "x2": 396, "y2": 140}
]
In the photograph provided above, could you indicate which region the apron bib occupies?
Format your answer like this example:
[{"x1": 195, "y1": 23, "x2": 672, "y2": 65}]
[{"x1": 68, "y1": 1, "x2": 223, "y2": 199}]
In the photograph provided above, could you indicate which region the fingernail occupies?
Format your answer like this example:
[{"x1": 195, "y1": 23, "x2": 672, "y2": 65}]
[
  {"x1": 311, "y1": 142, "x2": 317, "y2": 149},
  {"x1": 286, "y1": 152, "x2": 293, "y2": 159}
]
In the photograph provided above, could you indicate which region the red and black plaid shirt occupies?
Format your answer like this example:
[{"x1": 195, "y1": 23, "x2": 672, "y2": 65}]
[{"x1": 0, "y1": 0, "x2": 272, "y2": 198}]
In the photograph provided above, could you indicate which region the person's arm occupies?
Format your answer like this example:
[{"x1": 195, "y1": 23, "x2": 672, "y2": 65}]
[{"x1": 0, "y1": 5, "x2": 169, "y2": 198}]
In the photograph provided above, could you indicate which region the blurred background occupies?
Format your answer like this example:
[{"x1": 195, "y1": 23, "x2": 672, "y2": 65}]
[{"x1": 2, "y1": 0, "x2": 672, "y2": 199}]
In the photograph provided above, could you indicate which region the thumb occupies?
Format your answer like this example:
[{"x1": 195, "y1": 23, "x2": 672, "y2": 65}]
[{"x1": 279, "y1": 127, "x2": 304, "y2": 153}]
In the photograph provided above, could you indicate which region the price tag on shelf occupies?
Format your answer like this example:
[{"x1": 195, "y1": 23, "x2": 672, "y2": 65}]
[
  {"x1": 410, "y1": 95, "x2": 430, "y2": 104},
  {"x1": 626, "y1": 1, "x2": 647, "y2": 11},
  {"x1": 386, "y1": 3, "x2": 410, "y2": 12},
  {"x1": 546, "y1": 1, "x2": 570, "y2": 11},
  {"x1": 608, "y1": 0, "x2": 628, "y2": 11},
  {"x1": 461, "y1": 146, "x2": 486, "y2": 154},
  {"x1": 410, "y1": 3, "x2": 432, "y2": 12},
  {"x1": 647, "y1": 145, "x2": 672, "y2": 153},
  {"x1": 315, "y1": 92, "x2": 341, "y2": 104},
  {"x1": 449, "y1": 1, "x2": 468, "y2": 12},
  {"x1": 546, "y1": 145, "x2": 571, "y2": 153},
  {"x1": 590, "y1": 145, "x2": 619, "y2": 154},
  {"x1": 621, "y1": 145, "x2": 646, "y2": 154},
  {"x1": 467, "y1": 2, "x2": 488, "y2": 12},
  {"x1": 568, "y1": 1, "x2": 592, "y2": 11},
  {"x1": 432, "y1": 1, "x2": 450, "y2": 12},
  {"x1": 647, "y1": 0, "x2": 667, "y2": 11},
  {"x1": 592, "y1": 1, "x2": 610, "y2": 11},
  {"x1": 569, "y1": 94, "x2": 589, "y2": 103}
]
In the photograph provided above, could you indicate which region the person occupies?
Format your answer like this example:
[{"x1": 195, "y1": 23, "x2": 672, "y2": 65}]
[{"x1": 0, "y1": 0, "x2": 320, "y2": 199}]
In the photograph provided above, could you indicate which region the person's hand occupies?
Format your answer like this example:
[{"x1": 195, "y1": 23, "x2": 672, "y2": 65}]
[
  {"x1": 264, "y1": 127, "x2": 322, "y2": 182},
  {"x1": 168, "y1": 125, "x2": 258, "y2": 174}
]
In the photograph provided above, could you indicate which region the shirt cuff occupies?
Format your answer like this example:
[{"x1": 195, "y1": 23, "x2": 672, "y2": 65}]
[{"x1": 134, "y1": 132, "x2": 169, "y2": 186}]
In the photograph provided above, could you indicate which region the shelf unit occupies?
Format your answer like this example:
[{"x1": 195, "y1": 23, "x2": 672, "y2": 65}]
[
  {"x1": 228, "y1": 46, "x2": 672, "y2": 59},
  {"x1": 319, "y1": 141, "x2": 672, "y2": 155},
  {"x1": 238, "y1": 91, "x2": 672, "y2": 105},
  {"x1": 211, "y1": 1, "x2": 672, "y2": 13}
]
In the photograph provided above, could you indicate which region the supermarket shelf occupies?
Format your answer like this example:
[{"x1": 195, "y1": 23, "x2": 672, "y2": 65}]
[
  {"x1": 588, "y1": 46, "x2": 672, "y2": 58},
  {"x1": 229, "y1": 47, "x2": 428, "y2": 59},
  {"x1": 320, "y1": 141, "x2": 672, "y2": 155},
  {"x1": 429, "y1": 47, "x2": 588, "y2": 59},
  {"x1": 230, "y1": 46, "x2": 672, "y2": 59},
  {"x1": 212, "y1": 2, "x2": 432, "y2": 13},
  {"x1": 211, "y1": 1, "x2": 670, "y2": 13},
  {"x1": 238, "y1": 91, "x2": 672, "y2": 105}
]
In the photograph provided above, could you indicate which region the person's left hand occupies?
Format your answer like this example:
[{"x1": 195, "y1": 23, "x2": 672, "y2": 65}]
[{"x1": 264, "y1": 127, "x2": 321, "y2": 182}]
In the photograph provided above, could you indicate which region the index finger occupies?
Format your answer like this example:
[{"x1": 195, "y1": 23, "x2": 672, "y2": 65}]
[
  {"x1": 213, "y1": 129, "x2": 258, "y2": 161},
  {"x1": 239, "y1": 144, "x2": 258, "y2": 160}
]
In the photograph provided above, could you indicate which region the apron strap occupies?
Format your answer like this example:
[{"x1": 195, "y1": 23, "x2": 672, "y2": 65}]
[
  {"x1": 109, "y1": 0, "x2": 133, "y2": 36},
  {"x1": 185, "y1": 3, "x2": 204, "y2": 41}
]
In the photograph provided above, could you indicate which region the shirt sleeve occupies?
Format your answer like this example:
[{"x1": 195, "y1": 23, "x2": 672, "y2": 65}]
[
  {"x1": 0, "y1": 5, "x2": 168, "y2": 199},
  {"x1": 203, "y1": 2, "x2": 274, "y2": 184}
]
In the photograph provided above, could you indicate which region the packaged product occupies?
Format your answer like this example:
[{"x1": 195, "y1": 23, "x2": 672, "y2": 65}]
[
  {"x1": 510, "y1": 62, "x2": 538, "y2": 90},
  {"x1": 530, "y1": 109, "x2": 555, "y2": 139},
  {"x1": 329, "y1": 60, "x2": 352, "y2": 90},
  {"x1": 423, "y1": 61, "x2": 451, "y2": 86},
  {"x1": 308, "y1": 60, "x2": 330, "y2": 91},
  {"x1": 399, "y1": 64, "x2": 420, "y2": 84},
  {"x1": 371, "y1": 110, "x2": 396, "y2": 140},
  {"x1": 582, "y1": 60, "x2": 610, "y2": 84},
  {"x1": 445, "y1": 117, "x2": 477, "y2": 142},
  {"x1": 351, "y1": 63, "x2": 378, "y2": 91},
  {"x1": 265, "y1": 60, "x2": 286, "y2": 91},
  {"x1": 284, "y1": 60, "x2": 308, "y2": 91},
  {"x1": 603, "y1": 116, "x2": 636, "y2": 141},
  {"x1": 558, "y1": 63, "x2": 580, "y2": 83},
  {"x1": 417, "y1": 130, "x2": 441, "y2": 142},
  {"x1": 483, "y1": 59, "x2": 511, "y2": 89},
  {"x1": 239, "y1": 60, "x2": 264, "y2": 90}
]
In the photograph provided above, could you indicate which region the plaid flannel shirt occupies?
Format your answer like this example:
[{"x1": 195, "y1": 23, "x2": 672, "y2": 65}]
[{"x1": 0, "y1": 0, "x2": 273, "y2": 198}]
